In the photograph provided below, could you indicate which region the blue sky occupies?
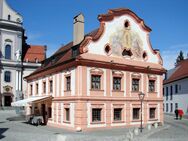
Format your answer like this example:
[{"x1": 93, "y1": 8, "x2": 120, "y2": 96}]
[{"x1": 7, "y1": 0, "x2": 188, "y2": 69}]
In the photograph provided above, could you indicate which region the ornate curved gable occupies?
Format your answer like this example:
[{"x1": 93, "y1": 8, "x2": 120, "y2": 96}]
[{"x1": 80, "y1": 8, "x2": 162, "y2": 65}]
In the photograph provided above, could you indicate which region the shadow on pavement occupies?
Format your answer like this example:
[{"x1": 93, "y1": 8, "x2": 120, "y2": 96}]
[
  {"x1": 6, "y1": 115, "x2": 25, "y2": 121},
  {"x1": 0, "y1": 128, "x2": 8, "y2": 140}
]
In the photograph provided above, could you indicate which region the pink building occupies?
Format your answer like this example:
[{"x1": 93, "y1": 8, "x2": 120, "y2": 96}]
[{"x1": 24, "y1": 8, "x2": 165, "y2": 131}]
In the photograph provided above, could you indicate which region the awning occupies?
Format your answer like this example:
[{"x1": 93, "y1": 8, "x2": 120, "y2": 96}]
[{"x1": 11, "y1": 95, "x2": 52, "y2": 107}]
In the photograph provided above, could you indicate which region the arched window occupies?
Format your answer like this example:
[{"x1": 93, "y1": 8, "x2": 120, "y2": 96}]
[
  {"x1": 4, "y1": 71, "x2": 11, "y2": 82},
  {"x1": 5, "y1": 44, "x2": 11, "y2": 59}
]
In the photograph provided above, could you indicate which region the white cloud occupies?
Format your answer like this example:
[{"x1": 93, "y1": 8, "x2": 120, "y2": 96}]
[{"x1": 161, "y1": 44, "x2": 188, "y2": 70}]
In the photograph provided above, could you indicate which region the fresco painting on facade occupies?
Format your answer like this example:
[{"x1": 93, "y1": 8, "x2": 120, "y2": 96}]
[
  {"x1": 109, "y1": 24, "x2": 143, "y2": 58},
  {"x1": 18, "y1": 8, "x2": 166, "y2": 131}
]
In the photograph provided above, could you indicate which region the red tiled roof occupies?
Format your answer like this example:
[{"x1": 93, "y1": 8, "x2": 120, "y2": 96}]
[
  {"x1": 23, "y1": 45, "x2": 46, "y2": 63},
  {"x1": 25, "y1": 8, "x2": 164, "y2": 81},
  {"x1": 164, "y1": 59, "x2": 188, "y2": 84}
]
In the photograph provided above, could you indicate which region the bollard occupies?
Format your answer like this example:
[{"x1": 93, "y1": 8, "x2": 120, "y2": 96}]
[
  {"x1": 147, "y1": 124, "x2": 152, "y2": 130},
  {"x1": 76, "y1": 127, "x2": 82, "y2": 132},
  {"x1": 154, "y1": 122, "x2": 158, "y2": 128},
  {"x1": 134, "y1": 128, "x2": 139, "y2": 135}
]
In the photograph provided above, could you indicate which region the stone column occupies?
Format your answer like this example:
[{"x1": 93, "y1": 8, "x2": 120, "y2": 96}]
[
  {"x1": 19, "y1": 71, "x2": 22, "y2": 91},
  {"x1": 16, "y1": 71, "x2": 19, "y2": 91}
]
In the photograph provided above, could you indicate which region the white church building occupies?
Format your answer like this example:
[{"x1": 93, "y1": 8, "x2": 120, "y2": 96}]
[{"x1": 0, "y1": 0, "x2": 46, "y2": 107}]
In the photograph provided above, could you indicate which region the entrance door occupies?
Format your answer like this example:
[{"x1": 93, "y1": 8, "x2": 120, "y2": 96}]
[
  {"x1": 4, "y1": 96, "x2": 12, "y2": 106},
  {"x1": 41, "y1": 104, "x2": 46, "y2": 125}
]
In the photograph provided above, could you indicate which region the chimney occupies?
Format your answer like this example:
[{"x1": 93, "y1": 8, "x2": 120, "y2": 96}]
[{"x1": 73, "y1": 13, "x2": 84, "y2": 46}]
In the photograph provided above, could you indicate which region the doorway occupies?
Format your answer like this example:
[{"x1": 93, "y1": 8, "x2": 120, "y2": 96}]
[
  {"x1": 4, "y1": 96, "x2": 12, "y2": 106},
  {"x1": 41, "y1": 104, "x2": 46, "y2": 125}
]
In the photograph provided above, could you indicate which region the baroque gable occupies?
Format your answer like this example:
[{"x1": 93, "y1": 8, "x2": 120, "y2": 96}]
[{"x1": 81, "y1": 9, "x2": 162, "y2": 65}]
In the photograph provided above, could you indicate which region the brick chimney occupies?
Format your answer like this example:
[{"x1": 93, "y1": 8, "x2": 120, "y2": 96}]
[{"x1": 73, "y1": 13, "x2": 84, "y2": 46}]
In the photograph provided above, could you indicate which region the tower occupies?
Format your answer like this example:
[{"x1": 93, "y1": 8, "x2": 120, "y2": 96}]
[{"x1": 0, "y1": 0, "x2": 46, "y2": 108}]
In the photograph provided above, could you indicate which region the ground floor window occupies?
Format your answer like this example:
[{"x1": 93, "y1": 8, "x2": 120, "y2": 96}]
[
  {"x1": 65, "y1": 108, "x2": 70, "y2": 121},
  {"x1": 114, "y1": 108, "x2": 122, "y2": 121},
  {"x1": 166, "y1": 103, "x2": 168, "y2": 112},
  {"x1": 170, "y1": 103, "x2": 173, "y2": 112},
  {"x1": 149, "y1": 108, "x2": 156, "y2": 119},
  {"x1": 175, "y1": 103, "x2": 178, "y2": 109},
  {"x1": 133, "y1": 108, "x2": 140, "y2": 120},
  {"x1": 92, "y1": 108, "x2": 101, "y2": 122}
]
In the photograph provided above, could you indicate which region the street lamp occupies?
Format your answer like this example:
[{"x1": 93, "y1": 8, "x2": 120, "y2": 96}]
[{"x1": 138, "y1": 92, "x2": 145, "y2": 133}]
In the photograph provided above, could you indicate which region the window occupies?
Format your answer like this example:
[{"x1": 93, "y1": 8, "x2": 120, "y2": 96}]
[
  {"x1": 133, "y1": 108, "x2": 140, "y2": 120},
  {"x1": 30, "y1": 84, "x2": 33, "y2": 95},
  {"x1": 113, "y1": 77, "x2": 121, "y2": 90},
  {"x1": 175, "y1": 84, "x2": 178, "y2": 94},
  {"x1": 124, "y1": 21, "x2": 130, "y2": 28},
  {"x1": 114, "y1": 108, "x2": 122, "y2": 121},
  {"x1": 149, "y1": 80, "x2": 155, "y2": 92},
  {"x1": 72, "y1": 47, "x2": 79, "y2": 57},
  {"x1": 5, "y1": 44, "x2": 11, "y2": 59},
  {"x1": 36, "y1": 83, "x2": 38, "y2": 94},
  {"x1": 170, "y1": 86, "x2": 173, "y2": 100},
  {"x1": 49, "y1": 80, "x2": 53, "y2": 93},
  {"x1": 43, "y1": 82, "x2": 46, "y2": 93},
  {"x1": 143, "y1": 51, "x2": 147, "y2": 60},
  {"x1": 175, "y1": 103, "x2": 178, "y2": 109},
  {"x1": 8, "y1": 15, "x2": 11, "y2": 20},
  {"x1": 163, "y1": 88, "x2": 164, "y2": 96},
  {"x1": 66, "y1": 76, "x2": 71, "y2": 91},
  {"x1": 104, "y1": 45, "x2": 111, "y2": 55},
  {"x1": 166, "y1": 87, "x2": 168, "y2": 101},
  {"x1": 149, "y1": 108, "x2": 156, "y2": 119},
  {"x1": 4, "y1": 71, "x2": 11, "y2": 82},
  {"x1": 91, "y1": 75, "x2": 101, "y2": 90},
  {"x1": 92, "y1": 108, "x2": 101, "y2": 122},
  {"x1": 65, "y1": 108, "x2": 70, "y2": 121},
  {"x1": 170, "y1": 103, "x2": 173, "y2": 112},
  {"x1": 166, "y1": 103, "x2": 168, "y2": 112},
  {"x1": 132, "y1": 79, "x2": 139, "y2": 92}
]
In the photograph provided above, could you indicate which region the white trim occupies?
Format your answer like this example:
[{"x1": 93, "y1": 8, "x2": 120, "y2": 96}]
[
  {"x1": 71, "y1": 69, "x2": 76, "y2": 96},
  {"x1": 57, "y1": 74, "x2": 59, "y2": 97},
  {"x1": 104, "y1": 69, "x2": 106, "y2": 96},
  {"x1": 110, "y1": 70, "x2": 112, "y2": 96},
  {"x1": 56, "y1": 103, "x2": 58, "y2": 123},
  {"x1": 124, "y1": 72, "x2": 126, "y2": 96},
  {"x1": 158, "y1": 103, "x2": 160, "y2": 122},
  {"x1": 87, "y1": 103, "x2": 91, "y2": 127},
  {"x1": 61, "y1": 72, "x2": 64, "y2": 96},
  {"x1": 52, "y1": 103, "x2": 54, "y2": 123},
  {"x1": 141, "y1": 73, "x2": 144, "y2": 92},
  {"x1": 157, "y1": 75, "x2": 160, "y2": 98},
  {"x1": 87, "y1": 67, "x2": 90, "y2": 96},
  {"x1": 61, "y1": 103, "x2": 64, "y2": 124}
]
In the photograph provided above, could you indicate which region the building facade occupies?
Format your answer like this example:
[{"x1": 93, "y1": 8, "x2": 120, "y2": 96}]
[
  {"x1": 25, "y1": 8, "x2": 165, "y2": 131},
  {"x1": 0, "y1": 0, "x2": 46, "y2": 107},
  {"x1": 163, "y1": 59, "x2": 188, "y2": 116}
]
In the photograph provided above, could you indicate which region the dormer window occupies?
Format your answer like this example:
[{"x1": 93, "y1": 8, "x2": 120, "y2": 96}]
[
  {"x1": 8, "y1": 15, "x2": 11, "y2": 21},
  {"x1": 122, "y1": 49, "x2": 132, "y2": 57}
]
